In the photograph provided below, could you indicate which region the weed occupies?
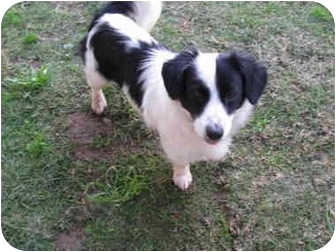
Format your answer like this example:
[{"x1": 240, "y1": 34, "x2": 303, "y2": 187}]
[
  {"x1": 26, "y1": 133, "x2": 47, "y2": 157},
  {"x1": 5, "y1": 65, "x2": 50, "y2": 92},
  {"x1": 219, "y1": 217, "x2": 234, "y2": 246},
  {"x1": 2, "y1": 9, "x2": 23, "y2": 26},
  {"x1": 90, "y1": 135, "x2": 112, "y2": 149},
  {"x1": 84, "y1": 165, "x2": 149, "y2": 203},
  {"x1": 310, "y1": 5, "x2": 333, "y2": 22},
  {"x1": 23, "y1": 33, "x2": 39, "y2": 44},
  {"x1": 325, "y1": 206, "x2": 335, "y2": 235}
]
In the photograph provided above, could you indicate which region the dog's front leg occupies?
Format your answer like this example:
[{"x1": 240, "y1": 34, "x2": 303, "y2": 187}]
[{"x1": 173, "y1": 164, "x2": 192, "y2": 190}]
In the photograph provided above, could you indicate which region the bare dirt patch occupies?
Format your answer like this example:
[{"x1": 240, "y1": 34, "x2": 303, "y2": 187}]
[
  {"x1": 70, "y1": 112, "x2": 113, "y2": 145},
  {"x1": 70, "y1": 112, "x2": 114, "y2": 160},
  {"x1": 69, "y1": 112, "x2": 159, "y2": 160},
  {"x1": 55, "y1": 227, "x2": 85, "y2": 251}
]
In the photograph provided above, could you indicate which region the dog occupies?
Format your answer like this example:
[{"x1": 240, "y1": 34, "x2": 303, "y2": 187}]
[{"x1": 80, "y1": 1, "x2": 267, "y2": 190}]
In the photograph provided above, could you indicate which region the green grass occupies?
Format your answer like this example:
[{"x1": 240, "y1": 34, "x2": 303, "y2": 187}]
[
  {"x1": 84, "y1": 164, "x2": 150, "y2": 203},
  {"x1": 4, "y1": 65, "x2": 49, "y2": 92},
  {"x1": 310, "y1": 5, "x2": 333, "y2": 22},
  {"x1": 1, "y1": 9, "x2": 23, "y2": 26},
  {"x1": 23, "y1": 33, "x2": 39, "y2": 44},
  {"x1": 26, "y1": 133, "x2": 48, "y2": 157},
  {"x1": 1, "y1": 2, "x2": 334, "y2": 250}
]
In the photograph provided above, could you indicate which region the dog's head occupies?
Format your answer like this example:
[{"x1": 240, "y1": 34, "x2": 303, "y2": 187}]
[{"x1": 162, "y1": 47, "x2": 267, "y2": 144}]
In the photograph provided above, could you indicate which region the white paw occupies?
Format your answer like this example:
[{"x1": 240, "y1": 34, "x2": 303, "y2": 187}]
[
  {"x1": 91, "y1": 94, "x2": 107, "y2": 115},
  {"x1": 173, "y1": 173, "x2": 192, "y2": 191}
]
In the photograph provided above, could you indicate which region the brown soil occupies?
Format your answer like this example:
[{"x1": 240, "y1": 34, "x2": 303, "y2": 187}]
[
  {"x1": 69, "y1": 112, "x2": 159, "y2": 160},
  {"x1": 55, "y1": 227, "x2": 85, "y2": 251},
  {"x1": 70, "y1": 112, "x2": 113, "y2": 145},
  {"x1": 70, "y1": 112, "x2": 113, "y2": 160}
]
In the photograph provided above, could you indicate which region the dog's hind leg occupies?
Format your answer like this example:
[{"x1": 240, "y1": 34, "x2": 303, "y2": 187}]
[{"x1": 84, "y1": 68, "x2": 108, "y2": 115}]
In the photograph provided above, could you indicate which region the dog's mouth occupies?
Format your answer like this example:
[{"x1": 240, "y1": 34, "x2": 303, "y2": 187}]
[{"x1": 205, "y1": 138, "x2": 221, "y2": 145}]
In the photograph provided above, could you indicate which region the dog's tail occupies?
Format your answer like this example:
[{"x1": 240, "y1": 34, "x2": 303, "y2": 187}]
[
  {"x1": 131, "y1": 1, "x2": 162, "y2": 32},
  {"x1": 88, "y1": 1, "x2": 162, "y2": 32}
]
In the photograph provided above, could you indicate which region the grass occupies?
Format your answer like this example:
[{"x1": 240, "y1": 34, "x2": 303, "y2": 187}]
[
  {"x1": 2, "y1": 9, "x2": 23, "y2": 26},
  {"x1": 1, "y1": 1, "x2": 334, "y2": 250},
  {"x1": 25, "y1": 133, "x2": 48, "y2": 157},
  {"x1": 310, "y1": 5, "x2": 333, "y2": 22},
  {"x1": 23, "y1": 33, "x2": 39, "y2": 44},
  {"x1": 84, "y1": 164, "x2": 150, "y2": 203},
  {"x1": 4, "y1": 65, "x2": 49, "y2": 91}
]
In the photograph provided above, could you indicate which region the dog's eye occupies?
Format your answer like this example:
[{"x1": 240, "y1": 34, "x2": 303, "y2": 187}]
[
  {"x1": 224, "y1": 90, "x2": 236, "y2": 101},
  {"x1": 192, "y1": 88, "x2": 207, "y2": 101}
]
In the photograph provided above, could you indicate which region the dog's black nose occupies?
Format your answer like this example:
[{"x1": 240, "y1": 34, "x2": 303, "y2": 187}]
[{"x1": 206, "y1": 124, "x2": 223, "y2": 141}]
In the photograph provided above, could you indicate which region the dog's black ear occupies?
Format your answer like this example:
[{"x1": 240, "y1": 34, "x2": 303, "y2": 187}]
[
  {"x1": 228, "y1": 52, "x2": 267, "y2": 104},
  {"x1": 162, "y1": 47, "x2": 199, "y2": 100}
]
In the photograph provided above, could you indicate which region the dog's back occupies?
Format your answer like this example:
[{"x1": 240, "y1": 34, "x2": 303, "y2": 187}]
[{"x1": 80, "y1": 1, "x2": 162, "y2": 65}]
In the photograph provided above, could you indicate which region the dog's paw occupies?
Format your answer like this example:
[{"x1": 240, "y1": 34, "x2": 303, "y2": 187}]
[
  {"x1": 173, "y1": 172, "x2": 192, "y2": 191},
  {"x1": 91, "y1": 92, "x2": 107, "y2": 115}
]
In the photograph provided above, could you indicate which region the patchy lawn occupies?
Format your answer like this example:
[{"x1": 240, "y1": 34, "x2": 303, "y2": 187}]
[{"x1": 1, "y1": 1, "x2": 334, "y2": 250}]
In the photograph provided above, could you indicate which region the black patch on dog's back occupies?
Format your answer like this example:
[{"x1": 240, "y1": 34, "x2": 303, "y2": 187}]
[
  {"x1": 88, "y1": 2, "x2": 136, "y2": 31},
  {"x1": 80, "y1": 2, "x2": 136, "y2": 62},
  {"x1": 89, "y1": 23, "x2": 161, "y2": 106}
]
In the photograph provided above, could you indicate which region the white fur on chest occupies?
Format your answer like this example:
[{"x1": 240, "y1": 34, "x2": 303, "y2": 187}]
[
  {"x1": 144, "y1": 97, "x2": 232, "y2": 164},
  {"x1": 157, "y1": 109, "x2": 232, "y2": 164}
]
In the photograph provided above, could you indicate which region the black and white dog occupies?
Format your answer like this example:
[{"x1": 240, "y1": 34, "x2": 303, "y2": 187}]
[{"x1": 80, "y1": 2, "x2": 267, "y2": 190}]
